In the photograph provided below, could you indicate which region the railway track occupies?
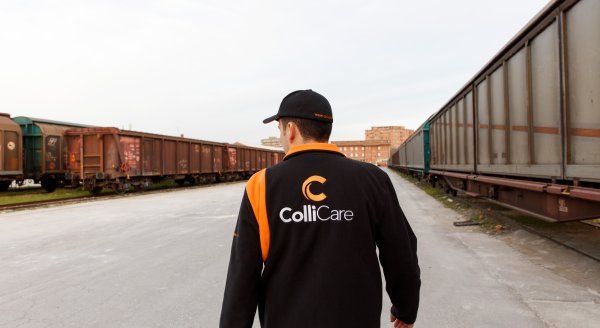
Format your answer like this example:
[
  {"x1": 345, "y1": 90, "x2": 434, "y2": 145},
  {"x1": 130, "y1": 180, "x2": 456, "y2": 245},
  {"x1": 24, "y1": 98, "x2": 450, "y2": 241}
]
[
  {"x1": 455, "y1": 195, "x2": 600, "y2": 263},
  {"x1": 504, "y1": 218, "x2": 600, "y2": 263},
  {"x1": 581, "y1": 220, "x2": 600, "y2": 229},
  {"x1": 0, "y1": 196, "x2": 100, "y2": 211}
]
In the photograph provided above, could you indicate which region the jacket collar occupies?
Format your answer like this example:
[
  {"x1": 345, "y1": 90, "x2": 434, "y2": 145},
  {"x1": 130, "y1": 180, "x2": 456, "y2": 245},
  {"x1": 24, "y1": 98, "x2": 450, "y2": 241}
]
[{"x1": 284, "y1": 143, "x2": 345, "y2": 160}]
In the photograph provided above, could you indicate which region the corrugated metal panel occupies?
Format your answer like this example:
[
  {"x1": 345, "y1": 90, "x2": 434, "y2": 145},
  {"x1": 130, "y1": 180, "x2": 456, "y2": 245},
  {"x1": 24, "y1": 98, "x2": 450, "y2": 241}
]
[
  {"x1": 226, "y1": 147, "x2": 237, "y2": 172},
  {"x1": 120, "y1": 136, "x2": 142, "y2": 176},
  {"x1": 565, "y1": 0, "x2": 600, "y2": 181},
  {"x1": 477, "y1": 80, "x2": 490, "y2": 165},
  {"x1": 3, "y1": 130, "x2": 20, "y2": 172},
  {"x1": 83, "y1": 134, "x2": 101, "y2": 177},
  {"x1": 465, "y1": 92, "x2": 475, "y2": 168},
  {"x1": 457, "y1": 100, "x2": 465, "y2": 165},
  {"x1": 35, "y1": 123, "x2": 74, "y2": 136},
  {"x1": 177, "y1": 142, "x2": 190, "y2": 174},
  {"x1": 191, "y1": 143, "x2": 201, "y2": 173},
  {"x1": 66, "y1": 134, "x2": 81, "y2": 172},
  {"x1": 143, "y1": 139, "x2": 154, "y2": 174},
  {"x1": 201, "y1": 144, "x2": 213, "y2": 173},
  {"x1": 490, "y1": 66, "x2": 507, "y2": 165},
  {"x1": 507, "y1": 47, "x2": 529, "y2": 165},
  {"x1": 531, "y1": 21, "x2": 561, "y2": 166},
  {"x1": 213, "y1": 146, "x2": 223, "y2": 172},
  {"x1": 153, "y1": 139, "x2": 162, "y2": 174},
  {"x1": 164, "y1": 140, "x2": 177, "y2": 174},
  {"x1": 0, "y1": 114, "x2": 22, "y2": 175}
]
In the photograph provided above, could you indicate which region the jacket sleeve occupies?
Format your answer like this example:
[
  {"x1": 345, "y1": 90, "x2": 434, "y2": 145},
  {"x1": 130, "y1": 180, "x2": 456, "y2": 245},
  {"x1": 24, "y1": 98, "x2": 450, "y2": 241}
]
[
  {"x1": 219, "y1": 190, "x2": 263, "y2": 328},
  {"x1": 375, "y1": 174, "x2": 421, "y2": 324}
]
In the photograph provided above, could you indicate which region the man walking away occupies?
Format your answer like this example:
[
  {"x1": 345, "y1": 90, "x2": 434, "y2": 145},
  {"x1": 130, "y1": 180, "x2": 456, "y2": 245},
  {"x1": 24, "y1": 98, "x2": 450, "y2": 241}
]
[{"x1": 220, "y1": 89, "x2": 420, "y2": 328}]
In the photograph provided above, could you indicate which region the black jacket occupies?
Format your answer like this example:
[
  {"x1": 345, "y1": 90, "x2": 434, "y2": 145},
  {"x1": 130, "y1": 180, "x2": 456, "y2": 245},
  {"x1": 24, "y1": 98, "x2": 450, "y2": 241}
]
[{"x1": 220, "y1": 143, "x2": 420, "y2": 328}]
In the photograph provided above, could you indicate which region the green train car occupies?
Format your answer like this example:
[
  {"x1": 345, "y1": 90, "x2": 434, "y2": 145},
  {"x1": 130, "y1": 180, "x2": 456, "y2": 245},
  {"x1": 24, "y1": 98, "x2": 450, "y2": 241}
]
[
  {"x1": 13, "y1": 117, "x2": 91, "y2": 192},
  {"x1": 388, "y1": 122, "x2": 430, "y2": 178}
]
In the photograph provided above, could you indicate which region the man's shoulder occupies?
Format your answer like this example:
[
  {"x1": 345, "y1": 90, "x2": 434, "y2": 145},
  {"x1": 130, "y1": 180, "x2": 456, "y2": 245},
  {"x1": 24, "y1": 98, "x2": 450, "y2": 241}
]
[
  {"x1": 246, "y1": 168, "x2": 267, "y2": 190},
  {"x1": 259, "y1": 153, "x2": 388, "y2": 182}
]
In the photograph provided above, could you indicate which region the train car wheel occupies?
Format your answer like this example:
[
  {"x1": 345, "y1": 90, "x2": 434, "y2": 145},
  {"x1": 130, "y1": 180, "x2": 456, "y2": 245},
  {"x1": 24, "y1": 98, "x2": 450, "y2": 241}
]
[
  {"x1": 90, "y1": 186, "x2": 103, "y2": 195},
  {"x1": 111, "y1": 183, "x2": 127, "y2": 194},
  {"x1": 0, "y1": 181, "x2": 10, "y2": 192},
  {"x1": 134, "y1": 179, "x2": 150, "y2": 191},
  {"x1": 41, "y1": 179, "x2": 57, "y2": 193}
]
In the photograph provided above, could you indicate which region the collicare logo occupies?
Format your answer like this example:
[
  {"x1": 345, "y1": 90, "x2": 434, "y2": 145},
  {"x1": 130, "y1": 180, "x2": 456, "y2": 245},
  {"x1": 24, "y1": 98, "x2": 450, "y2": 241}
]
[
  {"x1": 302, "y1": 175, "x2": 327, "y2": 202},
  {"x1": 279, "y1": 175, "x2": 354, "y2": 223}
]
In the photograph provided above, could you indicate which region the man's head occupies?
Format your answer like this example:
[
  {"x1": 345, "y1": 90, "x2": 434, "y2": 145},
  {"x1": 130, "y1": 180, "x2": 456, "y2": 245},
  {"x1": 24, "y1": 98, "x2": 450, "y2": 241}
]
[
  {"x1": 263, "y1": 89, "x2": 333, "y2": 152},
  {"x1": 277, "y1": 117, "x2": 332, "y2": 152}
]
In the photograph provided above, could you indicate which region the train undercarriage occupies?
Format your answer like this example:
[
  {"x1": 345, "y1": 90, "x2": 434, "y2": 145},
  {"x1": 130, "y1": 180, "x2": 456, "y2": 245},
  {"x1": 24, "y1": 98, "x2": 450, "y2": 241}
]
[{"x1": 423, "y1": 169, "x2": 599, "y2": 222}]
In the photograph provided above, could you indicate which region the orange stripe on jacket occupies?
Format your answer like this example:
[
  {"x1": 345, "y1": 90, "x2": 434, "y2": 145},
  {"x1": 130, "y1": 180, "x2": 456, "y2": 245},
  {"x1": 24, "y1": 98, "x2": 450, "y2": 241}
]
[{"x1": 246, "y1": 168, "x2": 270, "y2": 262}]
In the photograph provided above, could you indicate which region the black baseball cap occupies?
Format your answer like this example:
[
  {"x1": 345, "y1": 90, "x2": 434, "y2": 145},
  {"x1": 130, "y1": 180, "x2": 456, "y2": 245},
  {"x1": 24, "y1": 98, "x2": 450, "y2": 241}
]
[{"x1": 263, "y1": 89, "x2": 333, "y2": 124}]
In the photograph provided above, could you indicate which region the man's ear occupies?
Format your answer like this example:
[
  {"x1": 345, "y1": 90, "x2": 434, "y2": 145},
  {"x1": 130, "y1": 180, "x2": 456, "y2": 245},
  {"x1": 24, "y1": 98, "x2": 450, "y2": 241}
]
[{"x1": 286, "y1": 122, "x2": 296, "y2": 140}]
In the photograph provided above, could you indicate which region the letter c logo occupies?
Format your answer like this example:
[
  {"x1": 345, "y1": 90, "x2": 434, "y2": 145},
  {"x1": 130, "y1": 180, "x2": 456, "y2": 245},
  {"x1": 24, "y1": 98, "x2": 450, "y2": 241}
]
[
  {"x1": 302, "y1": 175, "x2": 327, "y2": 202},
  {"x1": 280, "y1": 207, "x2": 292, "y2": 223}
]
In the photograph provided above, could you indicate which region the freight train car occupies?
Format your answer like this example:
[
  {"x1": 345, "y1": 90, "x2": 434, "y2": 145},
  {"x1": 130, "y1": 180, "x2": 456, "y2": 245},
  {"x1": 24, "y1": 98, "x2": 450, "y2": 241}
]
[
  {"x1": 389, "y1": 122, "x2": 430, "y2": 179},
  {"x1": 0, "y1": 113, "x2": 23, "y2": 191},
  {"x1": 390, "y1": 0, "x2": 600, "y2": 222},
  {"x1": 13, "y1": 116, "x2": 92, "y2": 192},
  {"x1": 64, "y1": 127, "x2": 284, "y2": 194}
]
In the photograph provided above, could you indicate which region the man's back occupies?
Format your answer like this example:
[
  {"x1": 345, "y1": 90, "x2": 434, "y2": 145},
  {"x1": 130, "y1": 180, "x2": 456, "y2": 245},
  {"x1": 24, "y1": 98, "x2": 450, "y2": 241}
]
[{"x1": 220, "y1": 144, "x2": 420, "y2": 328}]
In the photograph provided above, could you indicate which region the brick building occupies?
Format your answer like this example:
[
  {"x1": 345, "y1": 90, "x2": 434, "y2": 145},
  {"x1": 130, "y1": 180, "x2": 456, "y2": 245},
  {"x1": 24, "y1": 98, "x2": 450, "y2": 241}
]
[
  {"x1": 365, "y1": 126, "x2": 413, "y2": 153},
  {"x1": 332, "y1": 140, "x2": 391, "y2": 165},
  {"x1": 332, "y1": 126, "x2": 413, "y2": 165}
]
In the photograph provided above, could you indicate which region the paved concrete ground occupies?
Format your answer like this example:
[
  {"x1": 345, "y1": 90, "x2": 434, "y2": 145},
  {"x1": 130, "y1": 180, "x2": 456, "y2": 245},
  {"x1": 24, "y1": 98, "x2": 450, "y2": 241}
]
[{"x1": 0, "y1": 170, "x2": 598, "y2": 327}]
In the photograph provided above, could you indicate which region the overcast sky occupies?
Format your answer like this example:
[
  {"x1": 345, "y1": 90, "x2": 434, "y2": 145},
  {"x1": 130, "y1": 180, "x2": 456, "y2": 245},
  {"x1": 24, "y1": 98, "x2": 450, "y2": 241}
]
[{"x1": 0, "y1": 0, "x2": 550, "y2": 145}]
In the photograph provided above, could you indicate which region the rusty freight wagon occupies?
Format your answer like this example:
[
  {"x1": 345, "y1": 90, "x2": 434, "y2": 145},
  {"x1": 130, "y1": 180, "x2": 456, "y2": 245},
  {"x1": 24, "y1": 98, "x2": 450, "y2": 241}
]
[
  {"x1": 0, "y1": 113, "x2": 23, "y2": 191},
  {"x1": 64, "y1": 127, "x2": 284, "y2": 194},
  {"x1": 231, "y1": 143, "x2": 285, "y2": 174},
  {"x1": 12, "y1": 116, "x2": 92, "y2": 192}
]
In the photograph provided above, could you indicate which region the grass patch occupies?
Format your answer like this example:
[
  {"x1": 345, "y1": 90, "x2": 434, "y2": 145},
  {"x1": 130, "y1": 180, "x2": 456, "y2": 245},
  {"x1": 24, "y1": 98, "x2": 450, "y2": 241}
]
[
  {"x1": 0, "y1": 188, "x2": 104, "y2": 205},
  {"x1": 390, "y1": 168, "x2": 511, "y2": 234},
  {"x1": 470, "y1": 210, "x2": 508, "y2": 234},
  {"x1": 0, "y1": 182, "x2": 175, "y2": 206},
  {"x1": 506, "y1": 213, "x2": 553, "y2": 228},
  {"x1": 147, "y1": 180, "x2": 179, "y2": 191},
  {"x1": 392, "y1": 170, "x2": 469, "y2": 211},
  {"x1": 0, "y1": 179, "x2": 225, "y2": 206}
]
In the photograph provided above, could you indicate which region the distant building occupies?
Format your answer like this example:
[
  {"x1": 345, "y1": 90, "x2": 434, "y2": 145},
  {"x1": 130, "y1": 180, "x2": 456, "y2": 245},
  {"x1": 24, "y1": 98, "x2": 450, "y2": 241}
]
[
  {"x1": 365, "y1": 126, "x2": 413, "y2": 153},
  {"x1": 261, "y1": 136, "x2": 282, "y2": 148},
  {"x1": 333, "y1": 126, "x2": 412, "y2": 165},
  {"x1": 262, "y1": 126, "x2": 410, "y2": 164},
  {"x1": 332, "y1": 140, "x2": 391, "y2": 165}
]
